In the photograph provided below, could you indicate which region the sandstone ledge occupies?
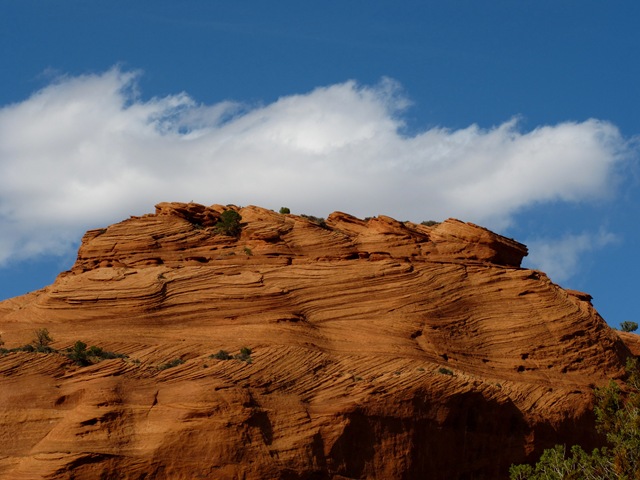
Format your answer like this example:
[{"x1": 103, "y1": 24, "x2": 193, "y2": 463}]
[{"x1": 0, "y1": 202, "x2": 631, "y2": 480}]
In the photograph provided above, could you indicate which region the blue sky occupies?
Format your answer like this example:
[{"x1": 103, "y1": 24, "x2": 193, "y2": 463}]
[{"x1": 1, "y1": 1, "x2": 639, "y2": 327}]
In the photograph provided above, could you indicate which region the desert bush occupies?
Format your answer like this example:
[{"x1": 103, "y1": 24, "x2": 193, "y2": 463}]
[
  {"x1": 7, "y1": 336, "x2": 54, "y2": 354},
  {"x1": 158, "y1": 358, "x2": 185, "y2": 370},
  {"x1": 620, "y1": 321, "x2": 638, "y2": 333},
  {"x1": 300, "y1": 214, "x2": 327, "y2": 229},
  {"x1": 210, "y1": 350, "x2": 233, "y2": 360},
  {"x1": 421, "y1": 220, "x2": 440, "y2": 226},
  {"x1": 215, "y1": 210, "x2": 242, "y2": 237},
  {"x1": 64, "y1": 341, "x2": 128, "y2": 366},
  {"x1": 510, "y1": 357, "x2": 640, "y2": 479},
  {"x1": 235, "y1": 347, "x2": 253, "y2": 363},
  {"x1": 279, "y1": 207, "x2": 290, "y2": 214},
  {"x1": 437, "y1": 367, "x2": 454, "y2": 376},
  {"x1": 509, "y1": 444, "x2": 612, "y2": 479},
  {"x1": 66, "y1": 340, "x2": 90, "y2": 366},
  {"x1": 210, "y1": 348, "x2": 252, "y2": 363},
  {"x1": 89, "y1": 346, "x2": 127, "y2": 360},
  {"x1": 32, "y1": 328, "x2": 54, "y2": 353}
]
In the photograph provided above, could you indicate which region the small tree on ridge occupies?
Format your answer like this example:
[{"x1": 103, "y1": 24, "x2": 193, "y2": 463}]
[
  {"x1": 215, "y1": 210, "x2": 242, "y2": 237},
  {"x1": 620, "y1": 321, "x2": 638, "y2": 333}
]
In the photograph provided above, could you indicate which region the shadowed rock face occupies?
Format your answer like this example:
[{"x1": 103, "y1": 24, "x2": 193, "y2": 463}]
[{"x1": 0, "y1": 202, "x2": 632, "y2": 479}]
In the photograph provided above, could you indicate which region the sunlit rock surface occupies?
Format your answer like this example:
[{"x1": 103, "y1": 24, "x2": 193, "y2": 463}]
[{"x1": 0, "y1": 203, "x2": 632, "y2": 479}]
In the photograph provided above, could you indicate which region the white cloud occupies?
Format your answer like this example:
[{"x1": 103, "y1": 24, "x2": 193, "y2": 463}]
[
  {"x1": 523, "y1": 231, "x2": 618, "y2": 283},
  {"x1": 0, "y1": 67, "x2": 632, "y2": 265}
]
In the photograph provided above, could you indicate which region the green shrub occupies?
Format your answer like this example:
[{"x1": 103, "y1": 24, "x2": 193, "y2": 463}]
[
  {"x1": 620, "y1": 321, "x2": 638, "y2": 333},
  {"x1": 90, "y1": 347, "x2": 127, "y2": 360},
  {"x1": 33, "y1": 328, "x2": 54, "y2": 352},
  {"x1": 235, "y1": 347, "x2": 253, "y2": 363},
  {"x1": 279, "y1": 207, "x2": 290, "y2": 214},
  {"x1": 64, "y1": 341, "x2": 128, "y2": 366},
  {"x1": 215, "y1": 210, "x2": 242, "y2": 237},
  {"x1": 66, "y1": 340, "x2": 90, "y2": 366},
  {"x1": 421, "y1": 220, "x2": 440, "y2": 226},
  {"x1": 438, "y1": 367, "x2": 454, "y2": 376},
  {"x1": 510, "y1": 357, "x2": 640, "y2": 478},
  {"x1": 210, "y1": 348, "x2": 252, "y2": 363},
  {"x1": 158, "y1": 358, "x2": 185, "y2": 370},
  {"x1": 2, "y1": 329, "x2": 58, "y2": 355},
  {"x1": 210, "y1": 350, "x2": 233, "y2": 360},
  {"x1": 300, "y1": 214, "x2": 327, "y2": 229}
]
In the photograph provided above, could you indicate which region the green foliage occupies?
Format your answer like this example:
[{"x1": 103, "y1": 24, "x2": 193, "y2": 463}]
[
  {"x1": 620, "y1": 321, "x2": 638, "y2": 333},
  {"x1": 33, "y1": 328, "x2": 53, "y2": 347},
  {"x1": 437, "y1": 367, "x2": 454, "y2": 376},
  {"x1": 421, "y1": 220, "x2": 440, "y2": 226},
  {"x1": 300, "y1": 214, "x2": 327, "y2": 229},
  {"x1": 243, "y1": 246, "x2": 253, "y2": 256},
  {"x1": 90, "y1": 346, "x2": 127, "y2": 360},
  {"x1": 1, "y1": 329, "x2": 127, "y2": 366},
  {"x1": 279, "y1": 207, "x2": 290, "y2": 214},
  {"x1": 210, "y1": 347, "x2": 253, "y2": 363},
  {"x1": 235, "y1": 346, "x2": 253, "y2": 363},
  {"x1": 158, "y1": 358, "x2": 185, "y2": 370},
  {"x1": 210, "y1": 350, "x2": 233, "y2": 360},
  {"x1": 66, "y1": 340, "x2": 90, "y2": 366},
  {"x1": 509, "y1": 444, "x2": 615, "y2": 479},
  {"x1": 510, "y1": 357, "x2": 640, "y2": 479},
  {"x1": 64, "y1": 341, "x2": 128, "y2": 366},
  {"x1": 32, "y1": 328, "x2": 54, "y2": 352},
  {"x1": 215, "y1": 210, "x2": 242, "y2": 237}
]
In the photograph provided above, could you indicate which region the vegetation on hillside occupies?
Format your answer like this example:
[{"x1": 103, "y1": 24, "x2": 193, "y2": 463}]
[
  {"x1": 215, "y1": 210, "x2": 242, "y2": 237},
  {"x1": 0, "y1": 329, "x2": 127, "y2": 366},
  {"x1": 64, "y1": 340, "x2": 128, "y2": 366},
  {"x1": 210, "y1": 347, "x2": 253, "y2": 363},
  {"x1": 300, "y1": 214, "x2": 327, "y2": 228},
  {"x1": 620, "y1": 321, "x2": 639, "y2": 333},
  {"x1": 510, "y1": 357, "x2": 640, "y2": 479}
]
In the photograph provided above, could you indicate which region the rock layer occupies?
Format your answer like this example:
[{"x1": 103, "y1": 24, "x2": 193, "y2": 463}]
[{"x1": 0, "y1": 203, "x2": 632, "y2": 479}]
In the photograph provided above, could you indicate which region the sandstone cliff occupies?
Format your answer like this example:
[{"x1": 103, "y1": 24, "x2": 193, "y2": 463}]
[{"x1": 0, "y1": 203, "x2": 633, "y2": 479}]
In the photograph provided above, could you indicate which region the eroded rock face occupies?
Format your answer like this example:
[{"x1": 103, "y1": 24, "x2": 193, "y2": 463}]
[{"x1": 0, "y1": 203, "x2": 631, "y2": 479}]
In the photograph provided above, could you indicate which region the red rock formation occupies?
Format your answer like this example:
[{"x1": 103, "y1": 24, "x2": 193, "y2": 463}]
[{"x1": 0, "y1": 203, "x2": 633, "y2": 479}]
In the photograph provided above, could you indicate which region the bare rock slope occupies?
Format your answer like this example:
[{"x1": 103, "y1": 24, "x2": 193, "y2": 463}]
[{"x1": 0, "y1": 203, "x2": 632, "y2": 479}]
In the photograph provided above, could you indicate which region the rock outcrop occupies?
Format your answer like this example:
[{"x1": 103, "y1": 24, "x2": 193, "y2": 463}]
[{"x1": 0, "y1": 203, "x2": 633, "y2": 479}]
